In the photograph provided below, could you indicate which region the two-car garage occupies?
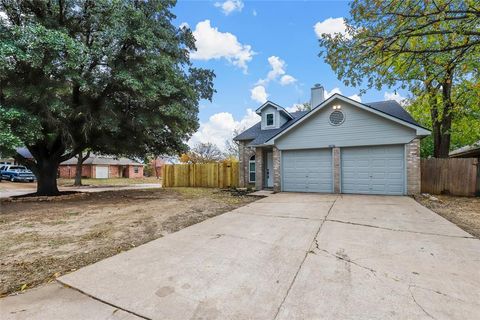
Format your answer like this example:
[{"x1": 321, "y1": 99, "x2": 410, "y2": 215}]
[{"x1": 281, "y1": 145, "x2": 405, "y2": 195}]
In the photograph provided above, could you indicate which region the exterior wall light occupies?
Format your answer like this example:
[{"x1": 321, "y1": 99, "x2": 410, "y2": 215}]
[{"x1": 332, "y1": 105, "x2": 342, "y2": 110}]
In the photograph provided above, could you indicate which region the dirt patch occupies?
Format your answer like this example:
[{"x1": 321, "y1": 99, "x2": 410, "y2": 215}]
[
  {"x1": 415, "y1": 195, "x2": 480, "y2": 238},
  {"x1": 0, "y1": 188, "x2": 258, "y2": 296}
]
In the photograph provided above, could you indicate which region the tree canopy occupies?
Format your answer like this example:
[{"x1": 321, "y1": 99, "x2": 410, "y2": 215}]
[
  {"x1": 318, "y1": 0, "x2": 480, "y2": 157},
  {"x1": 0, "y1": 0, "x2": 215, "y2": 195}
]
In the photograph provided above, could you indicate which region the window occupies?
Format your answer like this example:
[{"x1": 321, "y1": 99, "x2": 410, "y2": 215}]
[
  {"x1": 249, "y1": 155, "x2": 256, "y2": 183},
  {"x1": 266, "y1": 113, "x2": 274, "y2": 126},
  {"x1": 134, "y1": 166, "x2": 139, "y2": 173}
]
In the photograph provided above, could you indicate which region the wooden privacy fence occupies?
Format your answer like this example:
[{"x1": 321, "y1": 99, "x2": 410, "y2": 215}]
[
  {"x1": 163, "y1": 161, "x2": 239, "y2": 188},
  {"x1": 421, "y1": 158, "x2": 479, "y2": 196}
]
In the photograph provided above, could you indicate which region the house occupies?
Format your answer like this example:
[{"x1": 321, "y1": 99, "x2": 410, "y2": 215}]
[
  {"x1": 450, "y1": 141, "x2": 480, "y2": 159},
  {"x1": 234, "y1": 84, "x2": 431, "y2": 195},
  {"x1": 59, "y1": 155, "x2": 144, "y2": 179}
]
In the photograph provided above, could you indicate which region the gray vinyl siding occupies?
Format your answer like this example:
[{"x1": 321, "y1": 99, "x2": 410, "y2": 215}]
[
  {"x1": 341, "y1": 145, "x2": 405, "y2": 195},
  {"x1": 282, "y1": 149, "x2": 333, "y2": 193},
  {"x1": 261, "y1": 106, "x2": 279, "y2": 130},
  {"x1": 275, "y1": 100, "x2": 416, "y2": 150}
]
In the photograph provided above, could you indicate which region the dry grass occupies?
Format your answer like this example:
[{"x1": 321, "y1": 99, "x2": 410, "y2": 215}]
[
  {"x1": 57, "y1": 177, "x2": 161, "y2": 186},
  {"x1": 0, "y1": 188, "x2": 257, "y2": 296},
  {"x1": 414, "y1": 195, "x2": 480, "y2": 238}
]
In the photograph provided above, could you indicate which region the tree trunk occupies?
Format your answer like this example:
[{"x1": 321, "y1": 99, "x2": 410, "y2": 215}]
[
  {"x1": 74, "y1": 150, "x2": 90, "y2": 186},
  {"x1": 74, "y1": 154, "x2": 83, "y2": 186},
  {"x1": 36, "y1": 159, "x2": 60, "y2": 196}
]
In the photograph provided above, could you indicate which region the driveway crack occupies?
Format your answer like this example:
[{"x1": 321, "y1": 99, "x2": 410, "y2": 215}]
[
  {"x1": 272, "y1": 197, "x2": 338, "y2": 320},
  {"x1": 326, "y1": 219, "x2": 475, "y2": 239},
  {"x1": 56, "y1": 281, "x2": 151, "y2": 320},
  {"x1": 315, "y1": 248, "x2": 377, "y2": 276},
  {"x1": 408, "y1": 285, "x2": 437, "y2": 320}
]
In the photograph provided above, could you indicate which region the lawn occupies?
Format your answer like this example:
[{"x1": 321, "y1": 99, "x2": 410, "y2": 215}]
[
  {"x1": 415, "y1": 195, "x2": 480, "y2": 238},
  {"x1": 0, "y1": 188, "x2": 257, "y2": 296},
  {"x1": 57, "y1": 177, "x2": 161, "y2": 186}
]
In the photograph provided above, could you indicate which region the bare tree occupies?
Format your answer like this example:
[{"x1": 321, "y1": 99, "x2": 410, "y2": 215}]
[
  {"x1": 188, "y1": 143, "x2": 224, "y2": 163},
  {"x1": 224, "y1": 129, "x2": 242, "y2": 160}
]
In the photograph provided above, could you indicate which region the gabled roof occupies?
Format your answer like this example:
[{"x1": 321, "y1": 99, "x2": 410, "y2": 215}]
[
  {"x1": 234, "y1": 94, "x2": 431, "y2": 147},
  {"x1": 255, "y1": 101, "x2": 294, "y2": 119},
  {"x1": 234, "y1": 111, "x2": 308, "y2": 144},
  {"x1": 268, "y1": 94, "x2": 431, "y2": 144}
]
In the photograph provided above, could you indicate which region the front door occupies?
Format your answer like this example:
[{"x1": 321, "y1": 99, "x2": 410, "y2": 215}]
[{"x1": 266, "y1": 152, "x2": 274, "y2": 188}]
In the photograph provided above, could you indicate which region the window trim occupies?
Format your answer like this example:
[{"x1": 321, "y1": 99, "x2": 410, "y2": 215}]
[
  {"x1": 265, "y1": 112, "x2": 275, "y2": 127},
  {"x1": 248, "y1": 155, "x2": 256, "y2": 183}
]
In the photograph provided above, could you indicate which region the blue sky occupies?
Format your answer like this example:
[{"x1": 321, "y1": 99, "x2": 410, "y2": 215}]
[{"x1": 173, "y1": 0, "x2": 407, "y2": 149}]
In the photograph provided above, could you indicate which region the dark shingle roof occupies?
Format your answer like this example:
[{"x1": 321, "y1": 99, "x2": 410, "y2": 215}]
[
  {"x1": 234, "y1": 98, "x2": 425, "y2": 146},
  {"x1": 366, "y1": 100, "x2": 420, "y2": 126},
  {"x1": 234, "y1": 111, "x2": 308, "y2": 145}
]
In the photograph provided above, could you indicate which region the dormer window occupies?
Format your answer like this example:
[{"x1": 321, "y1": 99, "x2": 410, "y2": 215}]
[{"x1": 266, "y1": 113, "x2": 274, "y2": 127}]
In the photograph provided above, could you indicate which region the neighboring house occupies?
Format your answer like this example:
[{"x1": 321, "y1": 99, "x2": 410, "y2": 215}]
[
  {"x1": 450, "y1": 141, "x2": 480, "y2": 159},
  {"x1": 59, "y1": 155, "x2": 144, "y2": 179},
  {"x1": 234, "y1": 84, "x2": 431, "y2": 195}
]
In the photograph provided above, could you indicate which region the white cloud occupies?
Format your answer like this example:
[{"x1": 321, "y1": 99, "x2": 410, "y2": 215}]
[
  {"x1": 251, "y1": 85, "x2": 268, "y2": 103},
  {"x1": 314, "y1": 17, "x2": 350, "y2": 38},
  {"x1": 190, "y1": 20, "x2": 254, "y2": 73},
  {"x1": 280, "y1": 75, "x2": 297, "y2": 86},
  {"x1": 252, "y1": 9, "x2": 257, "y2": 16},
  {"x1": 256, "y1": 55, "x2": 296, "y2": 87},
  {"x1": 323, "y1": 87, "x2": 362, "y2": 102},
  {"x1": 348, "y1": 94, "x2": 362, "y2": 102},
  {"x1": 189, "y1": 109, "x2": 260, "y2": 151},
  {"x1": 384, "y1": 91, "x2": 407, "y2": 106},
  {"x1": 324, "y1": 87, "x2": 342, "y2": 98},
  {"x1": 285, "y1": 104, "x2": 303, "y2": 113},
  {"x1": 214, "y1": 0, "x2": 244, "y2": 15}
]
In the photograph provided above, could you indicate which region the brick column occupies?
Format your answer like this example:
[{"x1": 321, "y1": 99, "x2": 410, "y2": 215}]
[
  {"x1": 255, "y1": 148, "x2": 264, "y2": 190},
  {"x1": 332, "y1": 147, "x2": 341, "y2": 193},
  {"x1": 238, "y1": 141, "x2": 246, "y2": 187},
  {"x1": 406, "y1": 139, "x2": 421, "y2": 195},
  {"x1": 273, "y1": 147, "x2": 281, "y2": 192}
]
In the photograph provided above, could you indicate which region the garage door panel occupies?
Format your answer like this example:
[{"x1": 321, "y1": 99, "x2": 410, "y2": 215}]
[
  {"x1": 341, "y1": 145, "x2": 404, "y2": 195},
  {"x1": 282, "y1": 149, "x2": 332, "y2": 193}
]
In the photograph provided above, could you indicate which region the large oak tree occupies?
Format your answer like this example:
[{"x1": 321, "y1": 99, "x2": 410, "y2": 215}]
[
  {"x1": 318, "y1": 0, "x2": 480, "y2": 158},
  {"x1": 0, "y1": 0, "x2": 214, "y2": 195}
]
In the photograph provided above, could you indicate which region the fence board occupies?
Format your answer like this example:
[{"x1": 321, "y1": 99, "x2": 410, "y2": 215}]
[
  {"x1": 421, "y1": 158, "x2": 478, "y2": 196},
  {"x1": 163, "y1": 161, "x2": 239, "y2": 188}
]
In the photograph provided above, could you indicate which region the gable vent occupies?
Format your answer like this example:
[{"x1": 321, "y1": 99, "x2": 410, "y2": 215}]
[{"x1": 329, "y1": 110, "x2": 345, "y2": 126}]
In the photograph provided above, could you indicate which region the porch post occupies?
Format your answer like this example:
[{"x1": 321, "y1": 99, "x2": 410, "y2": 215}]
[
  {"x1": 273, "y1": 147, "x2": 281, "y2": 192},
  {"x1": 255, "y1": 148, "x2": 264, "y2": 190}
]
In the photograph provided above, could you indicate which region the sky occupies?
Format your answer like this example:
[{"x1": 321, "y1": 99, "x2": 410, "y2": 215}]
[{"x1": 173, "y1": 0, "x2": 407, "y2": 150}]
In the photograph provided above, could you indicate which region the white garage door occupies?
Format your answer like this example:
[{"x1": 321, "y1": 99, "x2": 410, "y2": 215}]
[
  {"x1": 282, "y1": 149, "x2": 332, "y2": 193},
  {"x1": 341, "y1": 145, "x2": 404, "y2": 195},
  {"x1": 95, "y1": 165, "x2": 109, "y2": 179}
]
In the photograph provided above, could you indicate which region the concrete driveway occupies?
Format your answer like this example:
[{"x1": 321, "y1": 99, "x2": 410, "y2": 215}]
[{"x1": 2, "y1": 193, "x2": 479, "y2": 319}]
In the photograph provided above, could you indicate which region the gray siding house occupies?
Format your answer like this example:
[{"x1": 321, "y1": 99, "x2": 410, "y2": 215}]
[{"x1": 234, "y1": 84, "x2": 431, "y2": 195}]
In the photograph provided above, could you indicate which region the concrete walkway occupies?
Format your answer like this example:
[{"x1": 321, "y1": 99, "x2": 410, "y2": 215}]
[{"x1": 2, "y1": 193, "x2": 479, "y2": 319}]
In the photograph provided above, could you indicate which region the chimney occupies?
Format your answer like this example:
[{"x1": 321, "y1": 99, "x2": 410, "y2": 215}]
[{"x1": 310, "y1": 84, "x2": 325, "y2": 108}]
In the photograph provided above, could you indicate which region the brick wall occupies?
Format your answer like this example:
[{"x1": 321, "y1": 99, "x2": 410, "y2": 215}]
[
  {"x1": 126, "y1": 165, "x2": 144, "y2": 178},
  {"x1": 406, "y1": 139, "x2": 421, "y2": 195},
  {"x1": 58, "y1": 164, "x2": 92, "y2": 178},
  {"x1": 273, "y1": 147, "x2": 281, "y2": 192},
  {"x1": 109, "y1": 165, "x2": 120, "y2": 178},
  {"x1": 238, "y1": 140, "x2": 255, "y2": 188},
  {"x1": 255, "y1": 148, "x2": 264, "y2": 190},
  {"x1": 332, "y1": 147, "x2": 341, "y2": 193}
]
